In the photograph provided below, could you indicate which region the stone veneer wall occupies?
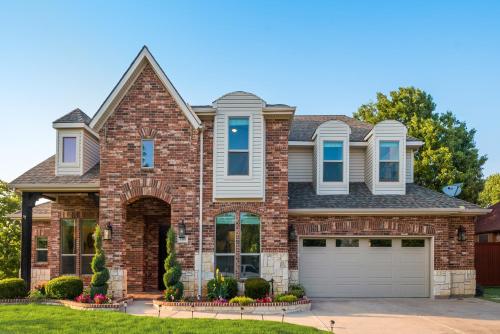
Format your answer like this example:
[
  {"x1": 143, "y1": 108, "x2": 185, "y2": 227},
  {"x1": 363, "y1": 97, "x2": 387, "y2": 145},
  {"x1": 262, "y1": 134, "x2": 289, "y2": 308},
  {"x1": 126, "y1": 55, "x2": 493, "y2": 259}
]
[{"x1": 433, "y1": 270, "x2": 476, "y2": 297}]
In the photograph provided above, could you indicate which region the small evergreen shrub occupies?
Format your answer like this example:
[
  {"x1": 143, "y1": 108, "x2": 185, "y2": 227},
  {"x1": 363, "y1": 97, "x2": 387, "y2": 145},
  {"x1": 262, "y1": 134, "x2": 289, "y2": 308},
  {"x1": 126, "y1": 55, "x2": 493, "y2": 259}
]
[
  {"x1": 274, "y1": 294, "x2": 298, "y2": 303},
  {"x1": 288, "y1": 283, "x2": 305, "y2": 298},
  {"x1": 28, "y1": 289, "x2": 45, "y2": 301},
  {"x1": 164, "y1": 229, "x2": 184, "y2": 301},
  {"x1": 229, "y1": 296, "x2": 254, "y2": 306},
  {"x1": 0, "y1": 278, "x2": 27, "y2": 299},
  {"x1": 46, "y1": 276, "x2": 83, "y2": 300},
  {"x1": 90, "y1": 225, "x2": 110, "y2": 297},
  {"x1": 244, "y1": 278, "x2": 270, "y2": 299},
  {"x1": 207, "y1": 270, "x2": 238, "y2": 300},
  {"x1": 224, "y1": 277, "x2": 238, "y2": 299}
]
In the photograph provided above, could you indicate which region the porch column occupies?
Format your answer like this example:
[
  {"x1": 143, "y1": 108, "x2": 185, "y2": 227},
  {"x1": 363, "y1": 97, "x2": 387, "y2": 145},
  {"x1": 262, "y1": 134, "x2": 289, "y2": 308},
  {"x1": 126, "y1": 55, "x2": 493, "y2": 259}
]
[{"x1": 21, "y1": 192, "x2": 40, "y2": 288}]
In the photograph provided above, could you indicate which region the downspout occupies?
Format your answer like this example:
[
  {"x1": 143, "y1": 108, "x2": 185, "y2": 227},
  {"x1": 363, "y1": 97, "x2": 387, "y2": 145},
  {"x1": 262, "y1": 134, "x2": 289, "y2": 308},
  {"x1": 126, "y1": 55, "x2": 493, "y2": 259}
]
[{"x1": 198, "y1": 125, "x2": 204, "y2": 299}]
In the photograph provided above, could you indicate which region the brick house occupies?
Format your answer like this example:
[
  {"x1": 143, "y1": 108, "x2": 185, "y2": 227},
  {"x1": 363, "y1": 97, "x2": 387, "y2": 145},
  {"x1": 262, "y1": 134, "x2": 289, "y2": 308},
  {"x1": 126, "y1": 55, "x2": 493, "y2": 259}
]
[{"x1": 10, "y1": 46, "x2": 489, "y2": 299}]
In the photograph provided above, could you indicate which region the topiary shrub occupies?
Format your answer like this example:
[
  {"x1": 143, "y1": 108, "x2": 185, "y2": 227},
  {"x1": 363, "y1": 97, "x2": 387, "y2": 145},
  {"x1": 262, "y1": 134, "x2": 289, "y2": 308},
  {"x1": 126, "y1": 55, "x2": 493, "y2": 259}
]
[
  {"x1": 244, "y1": 278, "x2": 270, "y2": 299},
  {"x1": 288, "y1": 283, "x2": 305, "y2": 298},
  {"x1": 90, "y1": 225, "x2": 110, "y2": 297},
  {"x1": 163, "y1": 229, "x2": 184, "y2": 301},
  {"x1": 0, "y1": 278, "x2": 27, "y2": 299},
  {"x1": 46, "y1": 276, "x2": 83, "y2": 300}
]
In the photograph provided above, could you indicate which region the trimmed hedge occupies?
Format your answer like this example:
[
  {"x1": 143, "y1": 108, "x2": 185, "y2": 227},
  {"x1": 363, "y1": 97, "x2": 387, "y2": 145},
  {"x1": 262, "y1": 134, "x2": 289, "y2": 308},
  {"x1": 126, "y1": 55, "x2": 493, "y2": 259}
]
[
  {"x1": 244, "y1": 278, "x2": 270, "y2": 299},
  {"x1": 288, "y1": 284, "x2": 305, "y2": 298},
  {"x1": 46, "y1": 276, "x2": 83, "y2": 300},
  {"x1": 0, "y1": 278, "x2": 27, "y2": 299}
]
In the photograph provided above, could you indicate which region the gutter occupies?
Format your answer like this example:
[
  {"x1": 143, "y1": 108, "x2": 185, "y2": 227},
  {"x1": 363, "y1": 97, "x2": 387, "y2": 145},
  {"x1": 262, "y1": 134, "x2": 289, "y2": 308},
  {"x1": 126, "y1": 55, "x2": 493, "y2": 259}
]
[
  {"x1": 198, "y1": 125, "x2": 204, "y2": 299},
  {"x1": 10, "y1": 183, "x2": 100, "y2": 192},
  {"x1": 288, "y1": 207, "x2": 492, "y2": 216}
]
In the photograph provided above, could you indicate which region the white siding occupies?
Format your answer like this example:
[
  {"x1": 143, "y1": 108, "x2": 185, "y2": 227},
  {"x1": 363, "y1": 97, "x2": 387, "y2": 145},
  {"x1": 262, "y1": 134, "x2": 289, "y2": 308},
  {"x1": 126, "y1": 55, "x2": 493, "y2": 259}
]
[
  {"x1": 349, "y1": 148, "x2": 365, "y2": 182},
  {"x1": 213, "y1": 92, "x2": 265, "y2": 200},
  {"x1": 365, "y1": 137, "x2": 374, "y2": 192},
  {"x1": 313, "y1": 143, "x2": 318, "y2": 190},
  {"x1": 406, "y1": 149, "x2": 414, "y2": 183},
  {"x1": 56, "y1": 129, "x2": 83, "y2": 176},
  {"x1": 83, "y1": 130, "x2": 100, "y2": 174},
  {"x1": 289, "y1": 147, "x2": 313, "y2": 182}
]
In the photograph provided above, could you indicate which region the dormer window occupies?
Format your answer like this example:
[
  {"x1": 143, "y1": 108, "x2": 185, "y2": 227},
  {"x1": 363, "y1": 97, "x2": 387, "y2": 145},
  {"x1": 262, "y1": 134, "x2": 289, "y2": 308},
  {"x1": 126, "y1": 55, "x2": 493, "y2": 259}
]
[
  {"x1": 379, "y1": 141, "x2": 399, "y2": 182},
  {"x1": 141, "y1": 139, "x2": 154, "y2": 168},
  {"x1": 323, "y1": 141, "x2": 343, "y2": 182},
  {"x1": 62, "y1": 137, "x2": 77, "y2": 163},
  {"x1": 228, "y1": 117, "x2": 249, "y2": 176}
]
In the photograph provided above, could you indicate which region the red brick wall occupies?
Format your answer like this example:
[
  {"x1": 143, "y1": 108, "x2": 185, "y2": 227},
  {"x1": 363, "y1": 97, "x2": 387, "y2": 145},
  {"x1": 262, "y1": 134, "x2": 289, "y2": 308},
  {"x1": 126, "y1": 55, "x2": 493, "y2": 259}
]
[
  {"x1": 31, "y1": 220, "x2": 51, "y2": 270},
  {"x1": 288, "y1": 215, "x2": 475, "y2": 270}
]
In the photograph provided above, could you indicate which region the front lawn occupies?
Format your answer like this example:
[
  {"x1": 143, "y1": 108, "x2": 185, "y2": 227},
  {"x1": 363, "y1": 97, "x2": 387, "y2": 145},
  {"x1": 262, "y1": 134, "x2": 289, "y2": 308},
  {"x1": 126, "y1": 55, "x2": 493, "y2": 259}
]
[
  {"x1": 482, "y1": 286, "x2": 500, "y2": 303},
  {"x1": 0, "y1": 304, "x2": 327, "y2": 334}
]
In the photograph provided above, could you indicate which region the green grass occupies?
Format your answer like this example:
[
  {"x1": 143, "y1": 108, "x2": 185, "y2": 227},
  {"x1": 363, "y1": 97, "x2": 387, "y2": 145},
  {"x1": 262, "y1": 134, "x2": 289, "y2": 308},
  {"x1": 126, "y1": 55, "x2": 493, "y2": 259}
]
[
  {"x1": 0, "y1": 304, "x2": 327, "y2": 334},
  {"x1": 482, "y1": 286, "x2": 500, "y2": 303}
]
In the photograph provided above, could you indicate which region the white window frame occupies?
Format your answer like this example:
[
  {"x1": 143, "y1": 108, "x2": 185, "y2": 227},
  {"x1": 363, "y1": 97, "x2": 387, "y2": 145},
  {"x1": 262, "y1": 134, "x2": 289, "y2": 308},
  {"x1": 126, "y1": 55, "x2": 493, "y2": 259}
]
[
  {"x1": 378, "y1": 140, "x2": 400, "y2": 183},
  {"x1": 322, "y1": 140, "x2": 344, "y2": 183},
  {"x1": 141, "y1": 138, "x2": 155, "y2": 169},
  {"x1": 57, "y1": 130, "x2": 81, "y2": 168},
  {"x1": 35, "y1": 236, "x2": 48, "y2": 263},
  {"x1": 225, "y1": 115, "x2": 253, "y2": 178}
]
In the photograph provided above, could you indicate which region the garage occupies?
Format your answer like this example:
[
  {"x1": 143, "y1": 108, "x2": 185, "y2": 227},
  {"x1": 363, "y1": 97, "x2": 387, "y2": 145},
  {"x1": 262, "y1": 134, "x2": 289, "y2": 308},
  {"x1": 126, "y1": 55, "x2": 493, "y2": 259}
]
[{"x1": 299, "y1": 237, "x2": 430, "y2": 297}]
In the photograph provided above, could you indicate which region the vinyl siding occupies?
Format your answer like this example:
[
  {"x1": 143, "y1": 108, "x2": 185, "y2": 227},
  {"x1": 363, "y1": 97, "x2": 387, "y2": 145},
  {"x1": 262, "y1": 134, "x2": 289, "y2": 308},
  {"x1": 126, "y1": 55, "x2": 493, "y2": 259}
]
[
  {"x1": 83, "y1": 130, "x2": 100, "y2": 174},
  {"x1": 365, "y1": 137, "x2": 374, "y2": 192},
  {"x1": 349, "y1": 148, "x2": 365, "y2": 182},
  {"x1": 406, "y1": 149, "x2": 414, "y2": 183},
  {"x1": 289, "y1": 147, "x2": 313, "y2": 182}
]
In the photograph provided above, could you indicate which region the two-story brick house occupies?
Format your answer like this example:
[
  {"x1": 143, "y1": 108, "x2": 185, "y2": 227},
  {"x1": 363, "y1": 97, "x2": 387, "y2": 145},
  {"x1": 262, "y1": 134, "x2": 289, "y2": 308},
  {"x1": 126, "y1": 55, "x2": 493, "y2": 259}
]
[{"x1": 10, "y1": 47, "x2": 489, "y2": 299}]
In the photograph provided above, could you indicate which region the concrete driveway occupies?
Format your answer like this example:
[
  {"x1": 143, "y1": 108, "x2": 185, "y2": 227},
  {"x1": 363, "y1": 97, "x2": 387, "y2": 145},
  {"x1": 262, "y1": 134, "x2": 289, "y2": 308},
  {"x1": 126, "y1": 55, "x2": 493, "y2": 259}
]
[{"x1": 310, "y1": 298, "x2": 500, "y2": 334}]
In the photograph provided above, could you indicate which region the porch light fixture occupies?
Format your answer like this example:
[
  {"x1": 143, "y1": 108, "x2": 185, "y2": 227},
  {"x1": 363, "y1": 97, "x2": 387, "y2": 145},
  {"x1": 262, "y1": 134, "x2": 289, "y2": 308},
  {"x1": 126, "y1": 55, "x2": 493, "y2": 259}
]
[
  {"x1": 457, "y1": 225, "x2": 467, "y2": 242},
  {"x1": 103, "y1": 223, "x2": 113, "y2": 240},
  {"x1": 178, "y1": 220, "x2": 186, "y2": 239},
  {"x1": 288, "y1": 225, "x2": 297, "y2": 241}
]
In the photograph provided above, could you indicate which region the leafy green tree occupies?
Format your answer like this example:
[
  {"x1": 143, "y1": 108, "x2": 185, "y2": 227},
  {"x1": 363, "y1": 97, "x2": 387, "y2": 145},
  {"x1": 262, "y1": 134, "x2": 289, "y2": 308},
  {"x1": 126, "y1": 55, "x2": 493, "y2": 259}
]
[
  {"x1": 90, "y1": 225, "x2": 110, "y2": 297},
  {"x1": 0, "y1": 180, "x2": 21, "y2": 279},
  {"x1": 478, "y1": 173, "x2": 500, "y2": 207},
  {"x1": 354, "y1": 87, "x2": 487, "y2": 203},
  {"x1": 163, "y1": 228, "x2": 183, "y2": 301}
]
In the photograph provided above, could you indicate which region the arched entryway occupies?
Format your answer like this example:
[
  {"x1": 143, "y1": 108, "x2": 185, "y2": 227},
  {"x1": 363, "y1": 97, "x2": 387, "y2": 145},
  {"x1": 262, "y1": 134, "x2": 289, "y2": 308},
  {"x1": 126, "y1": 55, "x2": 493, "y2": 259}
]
[{"x1": 124, "y1": 196, "x2": 171, "y2": 293}]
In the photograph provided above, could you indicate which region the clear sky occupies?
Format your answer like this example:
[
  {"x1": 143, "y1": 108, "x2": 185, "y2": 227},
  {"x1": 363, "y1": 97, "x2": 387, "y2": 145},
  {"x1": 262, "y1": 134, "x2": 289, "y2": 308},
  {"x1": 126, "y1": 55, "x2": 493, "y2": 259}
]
[{"x1": 0, "y1": 0, "x2": 499, "y2": 182}]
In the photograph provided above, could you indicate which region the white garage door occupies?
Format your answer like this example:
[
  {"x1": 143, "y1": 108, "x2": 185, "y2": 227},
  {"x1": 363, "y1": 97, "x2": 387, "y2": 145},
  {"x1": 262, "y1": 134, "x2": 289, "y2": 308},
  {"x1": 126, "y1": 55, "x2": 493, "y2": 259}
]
[{"x1": 299, "y1": 237, "x2": 430, "y2": 297}]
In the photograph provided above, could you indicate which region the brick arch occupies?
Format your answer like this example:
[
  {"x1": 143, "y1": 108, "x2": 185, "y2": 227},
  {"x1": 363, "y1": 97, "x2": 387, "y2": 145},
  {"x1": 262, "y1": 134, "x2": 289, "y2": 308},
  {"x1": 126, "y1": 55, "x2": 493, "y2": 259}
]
[
  {"x1": 120, "y1": 178, "x2": 174, "y2": 205},
  {"x1": 293, "y1": 220, "x2": 436, "y2": 236}
]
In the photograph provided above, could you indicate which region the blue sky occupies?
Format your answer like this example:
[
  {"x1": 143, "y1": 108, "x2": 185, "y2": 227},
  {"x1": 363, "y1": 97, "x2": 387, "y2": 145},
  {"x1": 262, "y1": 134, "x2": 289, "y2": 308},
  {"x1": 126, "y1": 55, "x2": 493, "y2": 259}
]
[{"x1": 0, "y1": 0, "x2": 499, "y2": 182}]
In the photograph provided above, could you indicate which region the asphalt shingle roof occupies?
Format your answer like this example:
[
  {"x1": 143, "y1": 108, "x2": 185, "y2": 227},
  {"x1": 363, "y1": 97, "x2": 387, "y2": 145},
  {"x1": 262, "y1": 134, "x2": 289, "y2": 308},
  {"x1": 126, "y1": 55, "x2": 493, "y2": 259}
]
[
  {"x1": 288, "y1": 182, "x2": 482, "y2": 210},
  {"x1": 7, "y1": 202, "x2": 52, "y2": 220},
  {"x1": 476, "y1": 202, "x2": 500, "y2": 233},
  {"x1": 53, "y1": 108, "x2": 92, "y2": 125}
]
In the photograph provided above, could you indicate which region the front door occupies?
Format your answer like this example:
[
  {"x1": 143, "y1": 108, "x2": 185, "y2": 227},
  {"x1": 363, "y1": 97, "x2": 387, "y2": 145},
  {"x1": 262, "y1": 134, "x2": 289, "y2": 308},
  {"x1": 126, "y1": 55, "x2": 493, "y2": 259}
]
[{"x1": 158, "y1": 225, "x2": 169, "y2": 290}]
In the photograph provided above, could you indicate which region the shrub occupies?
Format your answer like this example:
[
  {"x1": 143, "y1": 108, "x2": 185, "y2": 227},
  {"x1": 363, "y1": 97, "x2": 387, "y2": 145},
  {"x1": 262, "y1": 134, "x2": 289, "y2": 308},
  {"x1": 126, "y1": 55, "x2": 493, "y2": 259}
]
[
  {"x1": 0, "y1": 278, "x2": 27, "y2": 299},
  {"x1": 229, "y1": 296, "x2": 254, "y2": 306},
  {"x1": 207, "y1": 270, "x2": 238, "y2": 300},
  {"x1": 274, "y1": 294, "x2": 298, "y2": 303},
  {"x1": 46, "y1": 276, "x2": 83, "y2": 300},
  {"x1": 163, "y1": 229, "x2": 184, "y2": 301},
  {"x1": 90, "y1": 226, "x2": 110, "y2": 297},
  {"x1": 75, "y1": 293, "x2": 91, "y2": 304},
  {"x1": 288, "y1": 283, "x2": 305, "y2": 298},
  {"x1": 244, "y1": 278, "x2": 269, "y2": 299},
  {"x1": 28, "y1": 289, "x2": 45, "y2": 302},
  {"x1": 34, "y1": 281, "x2": 47, "y2": 295},
  {"x1": 224, "y1": 277, "x2": 238, "y2": 299}
]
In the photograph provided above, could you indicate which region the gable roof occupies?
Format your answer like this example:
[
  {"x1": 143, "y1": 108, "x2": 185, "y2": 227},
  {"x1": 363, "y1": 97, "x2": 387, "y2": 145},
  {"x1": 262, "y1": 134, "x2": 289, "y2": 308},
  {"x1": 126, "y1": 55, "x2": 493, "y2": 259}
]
[
  {"x1": 476, "y1": 202, "x2": 500, "y2": 233},
  {"x1": 53, "y1": 108, "x2": 91, "y2": 125},
  {"x1": 7, "y1": 201, "x2": 52, "y2": 221},
  {"x1": 289, "y1": 115, "x2": 421, "y2": 142},
  {"x1": 90, "y1": 46, "x2": 201, "y2": 131}
]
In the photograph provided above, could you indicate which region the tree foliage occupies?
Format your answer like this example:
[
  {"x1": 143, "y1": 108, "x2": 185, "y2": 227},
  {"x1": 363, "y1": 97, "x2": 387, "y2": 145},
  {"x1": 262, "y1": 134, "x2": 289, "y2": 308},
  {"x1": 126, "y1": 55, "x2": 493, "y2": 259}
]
[
  {"x1": 354, "y1": 87, "x2": 487, "y2": 203},
  {"x1": 478, "y1": 173, "x2": 500, "y2": 207},
  {"x1": 163, "y1": 228, "x2": 183, "y2": 301},
  {"x1": 0, "y1": 180, "x2": 21, "y2": 279},
  {"x1": 90, "y1": 225, "x2": 110, "y2": 297}
]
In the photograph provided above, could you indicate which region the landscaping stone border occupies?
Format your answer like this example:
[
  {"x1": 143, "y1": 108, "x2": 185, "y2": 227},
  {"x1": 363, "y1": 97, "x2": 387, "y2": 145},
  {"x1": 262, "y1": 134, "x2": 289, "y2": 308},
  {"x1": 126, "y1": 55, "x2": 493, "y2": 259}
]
[
  {"x1": 153, "y1": 298, "x2": 311, "y2": 314},
  {"x1": 0, "y1": 298, "x2": 124, "y2": 311}
]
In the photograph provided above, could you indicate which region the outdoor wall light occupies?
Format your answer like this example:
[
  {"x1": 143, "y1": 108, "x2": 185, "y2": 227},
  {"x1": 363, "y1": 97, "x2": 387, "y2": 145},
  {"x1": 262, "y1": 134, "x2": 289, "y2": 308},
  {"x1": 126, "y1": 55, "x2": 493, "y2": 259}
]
[
  {"x1": 178, "y1": 220, "x2": 186, "y2": 239},
  {"x1": 457, "y1": 225, "x2": 467, "y2": 242},
  {"x1": 103, "y1": 223, "x2": 113, "y2": 240},
  {"x1": 288, "y1": 225, "x2": 297, "y2": 241}
]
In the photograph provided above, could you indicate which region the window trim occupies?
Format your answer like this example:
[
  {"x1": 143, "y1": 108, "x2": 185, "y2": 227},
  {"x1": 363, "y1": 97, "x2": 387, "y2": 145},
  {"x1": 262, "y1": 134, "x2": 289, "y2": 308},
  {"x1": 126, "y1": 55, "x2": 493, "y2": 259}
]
[
  {"x1": 58, "y1": 131, "x2": 81, "y2": 167},
  {"x1": 60, "y1": 219, "x2": 77, "y2": 275},
  {"x1": 35, "y1": 236, "x2": 48, "y2": 263},
  {"x1": 378, "y1": 140, "x2": 400, "y2": 183},
  {"x1": 141, "y1": 138, "x2": 155, "y2": 169},
  {"x1": 239, "y1": 212, "x2": 261, "y2": 279},
  {"x1": 80, "y1": 219, "x2": 97, "y2": 275},
  {"x1": 225, "y1": 115, "x2": 253, "y2": 178},
  {"x1": 322, "y1": 140, "x2": 344, "y2": 183},
  {"x1": 215, "y1": 212, "x2": 236, "y2": 277}
]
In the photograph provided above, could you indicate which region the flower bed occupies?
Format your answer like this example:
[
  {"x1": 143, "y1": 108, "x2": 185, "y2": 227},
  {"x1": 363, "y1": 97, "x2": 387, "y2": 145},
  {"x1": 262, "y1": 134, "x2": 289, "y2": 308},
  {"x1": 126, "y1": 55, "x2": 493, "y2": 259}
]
[{"x1": 153, "y1": 298, "x2": 311, "y2": 314}]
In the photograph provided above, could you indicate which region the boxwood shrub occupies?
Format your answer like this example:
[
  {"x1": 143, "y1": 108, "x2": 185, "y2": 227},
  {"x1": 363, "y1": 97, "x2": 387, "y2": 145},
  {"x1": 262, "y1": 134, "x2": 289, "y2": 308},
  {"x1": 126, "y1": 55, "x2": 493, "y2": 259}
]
[
  {"x1": 244, "y1": 278, "x2": 270, "y2": 299},
  {"x1": 46, "y1": 276, "x2": 83, "y2": 300},
  {"x1": 288, "y1": 283, "x2": 305, "y2": 298},
  {"x1": 0, "y1": 278, "x2": 27, "y2": 299}
]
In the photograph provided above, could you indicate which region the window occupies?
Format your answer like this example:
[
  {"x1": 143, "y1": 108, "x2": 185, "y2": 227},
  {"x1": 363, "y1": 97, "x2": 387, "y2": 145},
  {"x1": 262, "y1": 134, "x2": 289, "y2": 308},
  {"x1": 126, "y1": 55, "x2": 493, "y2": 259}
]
[
  {"x1": 81, "y1": 220, "x2": 97, "y2": 275},
  {"x1": 402, "y1": 239, "x2": 425, "y2": 247},
  {"x1": 215, "y1": 213, "x2": 236, "y2": 276},
  {"x1": 303, "y1": 239, "x2": 326, "y2": 247},
  {"x1": 370, "y1": 239, "x2": 392, "y2": 247},
  {"x1": 323, "y1": 141, "x2": 343, "y2": 182},
  {"x1": 35, "y1": 237, "x2": 48, "y2": 262},
  {"x1": 141, "y1": 139, "x2": 154, "y2": 168},
  {"x1": 228, "y1": 117, "x2": 249, "y2": 176},
  {"x1": 240, "y1": 213, "x2": 260, "y2": 278},
  {"x1": 62, "y1": 137, "x2": 77, "y2": 163},
  {"x1": 336, "y1": 239, "x2": 359, "y2": 247},
  {"x1": 478, "y1": 234, "x2": 489, "y2": 243},
  {"x1": 61, "y1": 219, "x2": 76, "y2": 274},
  {"x1": 379, "y1": 141, "x2": 399, "y2": 182}
]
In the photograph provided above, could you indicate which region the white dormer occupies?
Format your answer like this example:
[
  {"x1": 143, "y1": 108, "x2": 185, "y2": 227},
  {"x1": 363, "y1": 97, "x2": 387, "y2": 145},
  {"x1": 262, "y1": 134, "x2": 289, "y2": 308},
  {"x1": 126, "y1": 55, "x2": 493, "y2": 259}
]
[
  {"x1": 313, "y1": 120, "x2": 350, "y2": 195},
  {"x1": 364, "y1": 120, "x2": 407, "y2": 195},
  {"x1": 53, "y1": 109, "x2": 99, "y2": 176}
]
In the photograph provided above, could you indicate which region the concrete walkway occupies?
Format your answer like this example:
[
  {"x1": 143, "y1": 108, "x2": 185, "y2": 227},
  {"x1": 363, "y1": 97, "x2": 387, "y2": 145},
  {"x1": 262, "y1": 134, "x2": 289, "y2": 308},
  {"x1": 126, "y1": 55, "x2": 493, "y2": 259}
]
[{"x1": 126, "y1": 298, "x2": 500, "y2": 333}]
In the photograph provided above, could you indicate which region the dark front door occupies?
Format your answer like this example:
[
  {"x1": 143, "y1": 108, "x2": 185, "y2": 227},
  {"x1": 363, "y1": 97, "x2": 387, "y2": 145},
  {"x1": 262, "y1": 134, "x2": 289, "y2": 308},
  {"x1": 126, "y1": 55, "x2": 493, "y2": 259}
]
[{"x1": 158, "y1": 225, "x2": 169, "y2": 290}]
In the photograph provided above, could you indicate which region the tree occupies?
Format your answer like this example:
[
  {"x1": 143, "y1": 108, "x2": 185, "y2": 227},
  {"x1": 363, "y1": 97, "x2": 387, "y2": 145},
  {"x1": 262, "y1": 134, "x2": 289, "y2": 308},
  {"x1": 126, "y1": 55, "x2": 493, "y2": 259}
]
[
  {"x1": 90, "y1": 225, "x2": 110, "y2": 297},
  {"x1": 163, "y1": 228, "x2": 183, "y2": 301},
  {"x1": 0, "y1": 180, "x2": 21, "y2": 279},
  {"x1": 354, "y1": 87, "x2": 487, "y2": 203},
  {"x1": 478, "y1": 173, "x2": 500, "y2": 207}
]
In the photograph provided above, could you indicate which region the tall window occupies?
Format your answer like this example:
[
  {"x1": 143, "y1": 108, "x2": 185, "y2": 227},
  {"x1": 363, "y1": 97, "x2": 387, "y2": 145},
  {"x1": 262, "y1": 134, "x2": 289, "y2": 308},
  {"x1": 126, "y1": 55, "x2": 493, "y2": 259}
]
[
  {"x1": 215, "y1": 213, "x2": 236, "y2": 276},
  {"x1": 379, "y1": 141, "x2": 399, "y2": 182},
  {"x1": 62, "y1": 137, "x2": 77, "y2": 163},
  {"x1": 240, "y1": 213, "x2": 260, "y2": 278},
  {"x1": 323, "y1": 141, "x2": 343, "y2": 182},
  {"x1": 141, "y1": 139, "x2": 154, "y2": 168},
  {"x1": 81, "y1": 220, "x2": 97, "y2": 275},
  {"x1": 35, "y1": 237, "x2": 48, "y2": 262},
  {"x1": 61, "y1": 219, "x2": 76, "y2": 274},
  {"x1": 228, "y1": 117, "x2": 249, "y2": 176}
]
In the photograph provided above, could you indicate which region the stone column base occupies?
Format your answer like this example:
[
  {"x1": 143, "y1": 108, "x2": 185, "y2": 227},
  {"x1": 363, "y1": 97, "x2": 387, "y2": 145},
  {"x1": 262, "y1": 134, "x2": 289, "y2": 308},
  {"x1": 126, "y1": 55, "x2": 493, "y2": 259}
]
[
  {"x1": 194, "y1": 252, "x2": 215, "y2": 297},
  {"x1": 433, "y1": 269, "x2": 476, "y2": 297},
  {"x1": 261, "y1": 252, "x2": 289, "y2": 294},
  {"x1": 288, "y1": 269, "x2": 299, "y2": 285},
  {"x1": 108, "y1": 268, "x2": 126, "y2": 298},
  {"x1": 181, "y1": 270, "x2": 196, "y2": 297}
]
